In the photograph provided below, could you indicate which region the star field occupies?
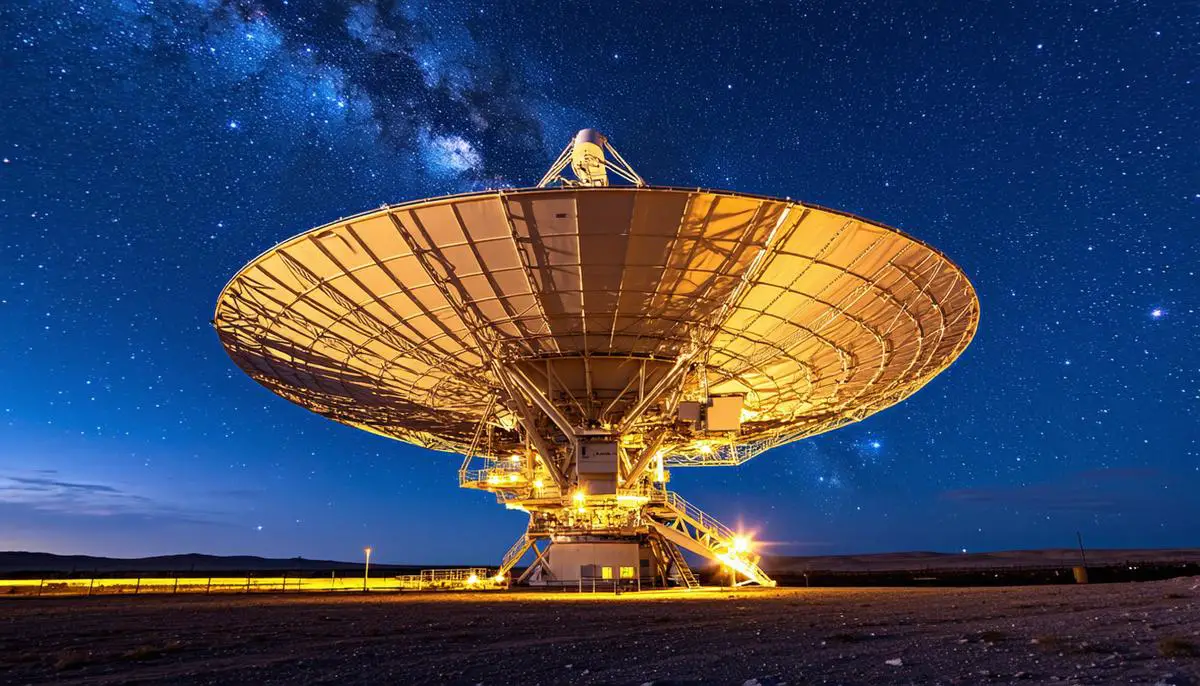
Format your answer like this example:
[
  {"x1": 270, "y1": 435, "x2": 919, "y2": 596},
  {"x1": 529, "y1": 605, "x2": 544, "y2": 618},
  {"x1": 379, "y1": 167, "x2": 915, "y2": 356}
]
[{"x1": 0, "y1": 1, "x2": 1195, "y2": 561}]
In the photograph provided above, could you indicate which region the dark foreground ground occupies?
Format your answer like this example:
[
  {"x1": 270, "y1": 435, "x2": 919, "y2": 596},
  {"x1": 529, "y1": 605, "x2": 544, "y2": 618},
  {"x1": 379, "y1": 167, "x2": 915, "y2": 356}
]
[{"x1": 3, "y1": 578, "x2": 1198, "y2": 686}]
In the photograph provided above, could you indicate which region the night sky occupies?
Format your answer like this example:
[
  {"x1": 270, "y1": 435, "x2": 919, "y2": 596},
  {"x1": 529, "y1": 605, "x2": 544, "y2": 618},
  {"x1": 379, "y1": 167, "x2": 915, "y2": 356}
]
[{"x1": 2, "y1": 1, "x2": 1196, "y2": 564}]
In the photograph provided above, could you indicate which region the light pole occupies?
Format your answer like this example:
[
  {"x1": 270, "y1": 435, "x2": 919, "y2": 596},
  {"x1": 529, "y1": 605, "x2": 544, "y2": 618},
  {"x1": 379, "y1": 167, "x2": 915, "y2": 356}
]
[{"x1": 363, "y1": 547, "x2": 372, "y2": 591}]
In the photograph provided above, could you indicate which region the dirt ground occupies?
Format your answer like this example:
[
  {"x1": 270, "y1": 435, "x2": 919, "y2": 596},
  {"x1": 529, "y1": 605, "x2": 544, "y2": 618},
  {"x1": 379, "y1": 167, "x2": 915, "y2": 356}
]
[{"x1": 2, "y1": 578, "x2": 1198, "y2": 685}]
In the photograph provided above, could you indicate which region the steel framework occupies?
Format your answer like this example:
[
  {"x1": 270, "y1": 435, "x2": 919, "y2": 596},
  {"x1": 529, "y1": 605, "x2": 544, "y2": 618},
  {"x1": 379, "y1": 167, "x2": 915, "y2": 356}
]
[{"x1": 214, "y1": 130, "x2": 979, "y2": 588}]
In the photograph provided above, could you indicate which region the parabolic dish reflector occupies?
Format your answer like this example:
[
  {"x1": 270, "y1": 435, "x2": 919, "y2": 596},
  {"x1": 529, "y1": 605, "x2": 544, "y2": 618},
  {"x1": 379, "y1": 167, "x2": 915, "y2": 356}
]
[{"x1": 215, "y1": 186, "x2": 979, "y2": 464}]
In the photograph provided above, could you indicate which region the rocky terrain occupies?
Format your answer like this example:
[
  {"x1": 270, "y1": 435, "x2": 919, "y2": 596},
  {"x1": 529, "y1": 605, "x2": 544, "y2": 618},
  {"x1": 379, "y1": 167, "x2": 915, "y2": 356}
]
[{"x1": 2, "y1": 578, "x2": 1198, "y2": 685}]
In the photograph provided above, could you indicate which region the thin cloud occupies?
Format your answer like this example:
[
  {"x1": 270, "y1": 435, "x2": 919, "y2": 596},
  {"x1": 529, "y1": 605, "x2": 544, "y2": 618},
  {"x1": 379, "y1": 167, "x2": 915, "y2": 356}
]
[
  {"x1": 0, "y1": 473, "x2": 219, "y2": 524},
  {"x1": 7, "y1": 476, "x2": 125, "y2": 495}
]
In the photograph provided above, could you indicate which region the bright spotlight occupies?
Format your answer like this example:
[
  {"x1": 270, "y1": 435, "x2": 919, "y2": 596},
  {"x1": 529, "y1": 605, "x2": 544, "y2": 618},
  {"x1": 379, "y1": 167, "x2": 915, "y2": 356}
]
[{"x1": 732, "y1": 535, "x2": 752, "y2": 554}]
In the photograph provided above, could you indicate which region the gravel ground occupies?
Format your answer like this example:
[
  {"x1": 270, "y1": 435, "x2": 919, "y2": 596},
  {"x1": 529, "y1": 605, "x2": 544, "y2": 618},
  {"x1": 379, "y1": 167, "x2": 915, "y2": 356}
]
[{"x1": 2, "y1": 578, "x2": 1198, "y2": 685}]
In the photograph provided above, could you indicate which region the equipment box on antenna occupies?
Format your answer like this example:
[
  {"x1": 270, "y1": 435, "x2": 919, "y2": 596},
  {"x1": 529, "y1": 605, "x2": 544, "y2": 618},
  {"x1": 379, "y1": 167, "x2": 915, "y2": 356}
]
[
  {"x1": 577, "y1": 440, "x2": 619, "y2": 494},
  {"x1": 705, "y1": 395, "x2": 744, "y2": 433},
  {"x1": 678, "y1": 401, "x2": 702, "y2": 424}
]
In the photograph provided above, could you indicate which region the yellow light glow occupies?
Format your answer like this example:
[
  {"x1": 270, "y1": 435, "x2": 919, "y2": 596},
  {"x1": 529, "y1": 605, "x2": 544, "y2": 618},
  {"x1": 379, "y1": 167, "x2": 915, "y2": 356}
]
[
  {"x1": 572, "y1": 490, "x2": 585, "y2": 504},
  {"x1": 577, "y1": 506, "x2": 586, "y2": 514},
  {"x1": 732, "y1": 535, "x2": 752, "y2": 554},
  {"x1": 716, "y1": 552, "x2": 755, "y2": 580},
  {"x1": 533, "y1": 479, "x2": 544, "y2": 489},
  {"x1": 493, "y1": 574, "x2": 505, "y2": 583},
  {"x1": 510, "y1": 454, "x2": 522, "y2": 464},
  {"x1": 467, "y1": 574, "x2": 479, "y2": 585},
  {"x1": 487, "y1": 474, "x2": 500, "y2": 485},
  {"x1": 698, "y1": 443, "x2": 713, "y2": 454},
  {"x1": 507, "y1": 473, "x2": 519, "y2": 482}
]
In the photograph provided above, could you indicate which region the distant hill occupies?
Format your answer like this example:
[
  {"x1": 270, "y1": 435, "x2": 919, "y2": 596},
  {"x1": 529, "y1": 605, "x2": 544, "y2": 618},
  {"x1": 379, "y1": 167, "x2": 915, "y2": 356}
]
[
  {"x1": 0, "y1": 552, "x2": 429, "y2": 574},
  {"x1": 760, "y1": 548, "x2": 1200, "y2": 573},
  {"x1": 5, "y1": 548, "x2": 1198, "y2": 576}
]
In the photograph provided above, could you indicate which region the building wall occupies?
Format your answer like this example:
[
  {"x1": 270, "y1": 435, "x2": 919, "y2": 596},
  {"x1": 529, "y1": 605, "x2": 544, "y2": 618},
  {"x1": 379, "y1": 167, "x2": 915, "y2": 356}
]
[{"x1": 545, "y1": 542, "x2": 644, "y2": 582}]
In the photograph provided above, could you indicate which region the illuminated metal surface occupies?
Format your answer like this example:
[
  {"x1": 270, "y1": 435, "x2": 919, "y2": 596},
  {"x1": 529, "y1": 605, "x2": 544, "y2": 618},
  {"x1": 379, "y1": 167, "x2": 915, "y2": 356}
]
[
  {"x1": 215, "y1": 188, "x2": 977, "y2": 459},
  {"x1": 215, "y1": 131, "x2": 979, "y2": 587}
]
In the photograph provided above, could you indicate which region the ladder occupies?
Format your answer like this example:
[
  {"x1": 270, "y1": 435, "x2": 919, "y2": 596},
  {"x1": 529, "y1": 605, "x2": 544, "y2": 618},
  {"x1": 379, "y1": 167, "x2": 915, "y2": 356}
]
[{"x1": 663, "y1": 540, "x2": 700, "y2": 589}]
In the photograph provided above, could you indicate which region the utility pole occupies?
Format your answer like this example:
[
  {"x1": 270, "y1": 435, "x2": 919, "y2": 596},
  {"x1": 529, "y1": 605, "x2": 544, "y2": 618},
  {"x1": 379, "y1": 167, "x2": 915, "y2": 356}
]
[{"x1": 363, "y1": 547, "x2": 372, "y2": 592}]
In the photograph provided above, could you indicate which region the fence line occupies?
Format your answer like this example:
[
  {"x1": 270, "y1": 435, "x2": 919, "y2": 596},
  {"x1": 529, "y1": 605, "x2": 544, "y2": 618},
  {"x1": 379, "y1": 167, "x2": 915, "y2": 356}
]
[
  {"x1": 0, "y1": 572, "x2": 507, "y2": 597},
  {"x1": 6, "y1": 575, "x2": 649, "y2": 597}
]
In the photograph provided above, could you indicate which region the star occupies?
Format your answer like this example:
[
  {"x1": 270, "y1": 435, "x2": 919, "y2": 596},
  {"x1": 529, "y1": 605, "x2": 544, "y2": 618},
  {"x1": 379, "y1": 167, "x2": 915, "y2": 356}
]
[{"x1": 2, "y1": 0, "x2": 1194, "y2": 565}]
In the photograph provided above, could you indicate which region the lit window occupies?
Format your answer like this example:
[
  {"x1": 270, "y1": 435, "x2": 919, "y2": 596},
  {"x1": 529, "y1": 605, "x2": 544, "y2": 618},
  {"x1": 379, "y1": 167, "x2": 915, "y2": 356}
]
[
  {"x1": 601, "y1": 566, "x2": 614, "y2": 580},
  {"x1": 620, "y1": 566, "x2": 635, "y2": 579}
]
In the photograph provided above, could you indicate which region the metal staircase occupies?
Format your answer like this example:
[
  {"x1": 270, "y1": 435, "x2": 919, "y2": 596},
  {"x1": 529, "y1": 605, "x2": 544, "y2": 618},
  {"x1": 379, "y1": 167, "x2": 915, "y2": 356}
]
[
  {"x1": 662, "y1": 539, "x2": 700, "y2": 589},
  {"x1": 496, "y1": 532, "x2": 532, "y2": 577},
  {"x1": 651, "y1": 490, "x2": 776, "y2": 587}
]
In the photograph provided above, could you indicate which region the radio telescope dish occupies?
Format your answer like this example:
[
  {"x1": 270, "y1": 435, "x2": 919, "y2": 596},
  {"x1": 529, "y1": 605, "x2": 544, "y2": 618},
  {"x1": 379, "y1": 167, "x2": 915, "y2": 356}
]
[{"x1": 215, "y1": 131, "x2": 979, "y2": 587}]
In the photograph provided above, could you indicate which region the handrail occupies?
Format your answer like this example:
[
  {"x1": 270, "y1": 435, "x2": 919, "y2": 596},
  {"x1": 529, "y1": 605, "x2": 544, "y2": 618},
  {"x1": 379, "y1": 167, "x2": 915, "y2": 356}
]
[
  {"x1": 666, "y1": 429, "x2": 806, "y2": 468},
  {"x1": 665, "y1": 491, "x2": 735, "y2": 542}
]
